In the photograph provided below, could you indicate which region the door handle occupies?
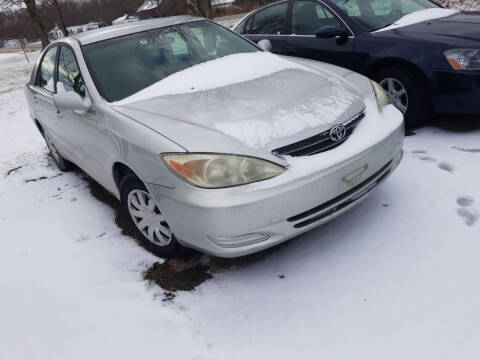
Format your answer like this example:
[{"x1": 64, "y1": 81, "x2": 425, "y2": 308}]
[
  {"x1": 56, "y1": 110, "x2": 63, "y2": 118},
  {"x1": 32, "y1": 96, "x2": 38, "y2": 103}
]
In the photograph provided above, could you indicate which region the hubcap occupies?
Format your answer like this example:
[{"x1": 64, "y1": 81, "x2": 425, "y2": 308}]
[
  {"x1": 127, "y1": 189, "x2": 173, "y2": 246},
  {"x1": 379, "y1": 77, "x2": 408, "y2": 114}
]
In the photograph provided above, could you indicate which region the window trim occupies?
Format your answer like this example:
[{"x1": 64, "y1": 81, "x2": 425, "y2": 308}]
[
  {"x1": 57, "y1": 43, "x2": 88, "y2": 99},
  {"x1": 34, "y1": 44, "x2": 60, "y2": 95},
  {"x1": 287, "y1": 0, "x2": 355, "y2": 38}
]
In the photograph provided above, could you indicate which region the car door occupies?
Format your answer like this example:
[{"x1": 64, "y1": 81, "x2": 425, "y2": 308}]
[
  {"x1": 55, "y1": 45, "x2": 115, "y2": 185},
  {"x1": 28, "y1": 46, "x2": 63, "y2": 150},
  {"x1": 241, "y1": 1, "x2": 290, "y2": 54},
  {"x1": 285, "y1": 0, "x2": 356, "y2": 69}
]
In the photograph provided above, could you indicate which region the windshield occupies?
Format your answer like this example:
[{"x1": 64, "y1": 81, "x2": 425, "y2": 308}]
[
  {"x1": 83, "y1": 20, "x2": 259, "y2": 102},
  {"x1": 332, "y1": 0, "x2": 440, "y2": 32}
]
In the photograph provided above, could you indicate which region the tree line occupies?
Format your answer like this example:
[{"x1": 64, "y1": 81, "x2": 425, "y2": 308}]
[{"x1": 0, "y1": 0, "x2": 274, "y2": 48}]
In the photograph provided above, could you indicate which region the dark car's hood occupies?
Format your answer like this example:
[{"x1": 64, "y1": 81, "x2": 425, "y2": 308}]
[{"x1": 384, "y1": 11, "x2": 480, "y2": 46}]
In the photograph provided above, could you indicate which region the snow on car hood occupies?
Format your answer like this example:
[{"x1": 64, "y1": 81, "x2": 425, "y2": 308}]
[
  {"x1": 374, "y1": 8, "x2": 460, "y2": 33},
  {"x1": 112, "y1": 52, "x2": 365, "y2": 150}
]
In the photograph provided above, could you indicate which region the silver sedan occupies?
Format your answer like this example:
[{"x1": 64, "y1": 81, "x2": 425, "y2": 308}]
[{"x1": 25, "y1": 16, "x2": 404, "y2": 258}]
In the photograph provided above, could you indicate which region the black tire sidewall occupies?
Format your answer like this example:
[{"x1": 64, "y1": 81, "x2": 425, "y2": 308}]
[
  {"x1": 374, "y1": 67, "x2": 430, "y2": 129},
  {"x1": 119, "y1": 174, "x2": 182, "y2": 258}
]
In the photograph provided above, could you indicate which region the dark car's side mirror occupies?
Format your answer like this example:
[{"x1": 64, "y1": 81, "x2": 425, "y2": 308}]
[{"x1": 315, "y1": 26, "x2": 349, "y2": 39}]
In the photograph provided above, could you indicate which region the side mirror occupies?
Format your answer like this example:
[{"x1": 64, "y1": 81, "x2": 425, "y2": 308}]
[
  {"x1": 257, "y1": 39, "x2": 273, "y2": 52},
  {"x1": 53, "y1": 91, "x2": 90, "y2": 116},
  {"x1": 315, "y1": 26, "x2": 349, "y2": 39}
]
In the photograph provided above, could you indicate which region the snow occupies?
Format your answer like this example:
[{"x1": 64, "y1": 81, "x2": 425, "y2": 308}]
[
  {"x1": 113, "y1": 52, "x2": 310, "y2": 105},
  {"x1": 2, "y1": 51, "x2": 480, "y2": 360},
  {"x1": 252, "y1": 97, "x2": 403, "y2": 188},
  {"x1": 374, "y1": 8, "x2": 460, "y2": 32},
  {"x1": 214, "y1": 77, "x2": 362, "y2": 148}
]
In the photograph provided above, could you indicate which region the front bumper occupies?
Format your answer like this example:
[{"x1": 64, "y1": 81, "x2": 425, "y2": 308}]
[
  {"x1": 428, "y1": 69, "x2": 480, "y2": 114},
  {"x1": 147, "y1": 105, "x2": 404, "y2": 258}
]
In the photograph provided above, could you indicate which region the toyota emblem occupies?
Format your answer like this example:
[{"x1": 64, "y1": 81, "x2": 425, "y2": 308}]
[{"x1": 329, "y1": 124, "x2": 347, "y2": 142}]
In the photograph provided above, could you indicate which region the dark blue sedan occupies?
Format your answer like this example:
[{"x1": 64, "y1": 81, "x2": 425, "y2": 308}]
[{"x1": 233, "y1": 0, "x2": 480, "y2": 128}]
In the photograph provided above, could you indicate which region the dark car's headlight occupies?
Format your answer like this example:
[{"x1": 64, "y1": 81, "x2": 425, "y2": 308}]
[
  {"x1": 162, "y1": 153, "x2": 285, "y2": 188},
  {"x1": 445, "y1": 49, "x2": 480, "y2": 71}
]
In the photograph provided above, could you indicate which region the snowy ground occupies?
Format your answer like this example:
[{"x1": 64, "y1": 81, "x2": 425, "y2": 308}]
[{"x1": 1, "y1": 51, "x2": 480, "y2": 360}]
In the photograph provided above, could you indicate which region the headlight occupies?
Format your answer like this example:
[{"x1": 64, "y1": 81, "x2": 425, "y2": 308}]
[
  {"x1": 371, "y1": 80, "x2": 390, "y2": 110},
  {"x1": 162, "y1": 153, "x2": 285, "y2": 188},
  {"x1": 445, "y1": 49, "x2": 480, "y2": 70}
]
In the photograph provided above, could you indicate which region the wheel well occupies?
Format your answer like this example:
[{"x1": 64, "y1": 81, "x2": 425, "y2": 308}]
[
  {"x1": 365, "y1": 58, "x2": 432, "y2": 105},
  {"x1": 112, "y1": 162, "x2": 139, "y2": 190},
  {"x1": 366, "y1": 58, "x2": 429, "y2": 87}
]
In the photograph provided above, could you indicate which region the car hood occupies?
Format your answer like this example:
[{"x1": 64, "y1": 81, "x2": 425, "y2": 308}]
[
  {"x1": 111, "y1": 52, "x2": 368, "y2": 158},
  {"x1": 383, "y1": 12, "x2": 480, "y2": 46}
]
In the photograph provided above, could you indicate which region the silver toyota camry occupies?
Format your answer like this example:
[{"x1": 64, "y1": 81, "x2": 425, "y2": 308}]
[{"x1": 25, "y1": 16, "x2": 404, "y2": 258}]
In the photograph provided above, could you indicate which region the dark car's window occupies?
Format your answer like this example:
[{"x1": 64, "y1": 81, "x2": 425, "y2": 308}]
[
  {"x1": 332, "y1": 0, "x2": 440, "y2": 32},
  {"x1": 83, "y1": 20, "x2": 259, "y2": 102},
  {"x1": 247, "y1": 2, "x2": 288, "y2": 35},
  {"x1": 291, "y1": 0, "x2": 345, "y2": 35},
  {"x1": 37, "y1": 46, "x2": 57, "y2": 92},
  {"x1": 57, "y1": 47, "x2": 86, "y2": 97}
]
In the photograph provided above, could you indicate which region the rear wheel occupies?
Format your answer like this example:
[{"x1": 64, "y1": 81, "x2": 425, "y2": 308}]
[
  {"x1": 120, "y1": 174, "x2": 183, "y2": 258},
  {"x1": 44, "y1": 130, "x2": 73, "y2": 171},
  {"x1": 374, "y1": 66, "x2": 430, "y2": 129}
]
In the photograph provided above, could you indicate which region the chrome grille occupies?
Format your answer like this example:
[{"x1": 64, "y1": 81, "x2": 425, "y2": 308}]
[{"x1": 272, "y1": 112, "x2": 365, "y2": 157}]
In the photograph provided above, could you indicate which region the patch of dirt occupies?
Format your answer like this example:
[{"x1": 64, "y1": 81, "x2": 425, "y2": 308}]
[
  {"x1": 144, "y1": 261, "x2": 213, "y2": 293},
  {"x1": 77, "y1": 168, "x2": 290, "y2": 297},
  {"x1": 5, "y1": 165, "x2": 23, "y2": 176},
  {"x1": 24, "y1": 173, "x2": 62, "y2": 183}
]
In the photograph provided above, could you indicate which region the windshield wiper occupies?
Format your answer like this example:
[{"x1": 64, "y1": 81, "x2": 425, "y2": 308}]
[{"x1": 371, "y1": 23, "x2": 393, "y2": 32}]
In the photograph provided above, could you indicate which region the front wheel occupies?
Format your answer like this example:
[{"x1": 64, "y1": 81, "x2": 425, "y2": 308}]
[
  {"x1": 374, "y1": 66, "x2": 431, "y2": 129},
  {"x1": 120, "y1": 174, "x2": 183, "y2": 258},
  {"x1": 44, "y1": 130, "x2": 73, "y2": 171}
]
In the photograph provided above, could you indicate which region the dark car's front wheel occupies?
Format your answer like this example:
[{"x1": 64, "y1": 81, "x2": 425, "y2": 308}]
[
  {"x1": 120, "y1": 174, "x2": 183, "y2": 258},
  {"x1": 374, "y1": 67, "x2": 430, "y2": 129}
]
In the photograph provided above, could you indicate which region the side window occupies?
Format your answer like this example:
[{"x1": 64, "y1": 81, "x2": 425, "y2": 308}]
[
  {"x1": 37, "y1": 46, "x2": 57, "y2": 92},
  {"x1": 57, "y1": 46, "x2": 86, "y2": 97},
  {"x1": 248, "y1": 2, "x2": 287, "y2": 35},
  {"x1": 291, "y1": 1, "x2": 345, "y2": 35}
]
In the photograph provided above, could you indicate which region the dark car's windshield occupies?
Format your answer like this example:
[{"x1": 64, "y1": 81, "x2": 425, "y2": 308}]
[
  {"x1": 332, "y1": 0, "x2": 440, "y2": 32},
  {"x1": 83, "y1": 20, "x2": 259, "y2": 102}
]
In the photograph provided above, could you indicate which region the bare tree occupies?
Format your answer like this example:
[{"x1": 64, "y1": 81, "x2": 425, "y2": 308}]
[
  {"x1": 188, "y1": 0, "x2": 212, "y2": 19},
  {"x1": 51, "y1": 0, "x2": 67, "y2": 36},
  {"x1": 0, "y1": 0, "x2": 50, "y2": 48}
]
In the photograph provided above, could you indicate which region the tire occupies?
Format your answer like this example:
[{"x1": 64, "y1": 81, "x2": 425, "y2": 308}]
[
  {"x1": 373, "y1": 66, "x2": 431, "y2": 129},
  {"x1": 43, "y1": 130, "x2": 73, "y2": 171},
  {"x1": 120, "y1": 174, "x2": 183, "y2": 258}
]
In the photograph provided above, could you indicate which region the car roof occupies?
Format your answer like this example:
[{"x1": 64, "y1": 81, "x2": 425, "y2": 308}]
[{"x1": 71, "y1": 15, "x2": 203, "y2": 45}]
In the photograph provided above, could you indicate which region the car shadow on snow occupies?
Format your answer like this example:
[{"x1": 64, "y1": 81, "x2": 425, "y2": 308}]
[
  {"x1": 78, "y1": 168, "x2": 289, "y2": 300},
  {"x1": 428, "y1": 114, "x2": 480, "y2": 133}
]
